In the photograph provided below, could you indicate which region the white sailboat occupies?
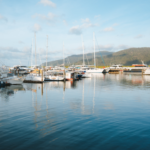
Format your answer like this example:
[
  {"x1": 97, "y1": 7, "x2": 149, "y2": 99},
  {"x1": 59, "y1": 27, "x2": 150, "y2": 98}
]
[
  {"x1": 79, "y1": 35, "x2": 92, "y2": 78},
  {"x1": 45, "y1": 75, "x2": 64, "y2": 81},
  {"x1": 44, "y1": 38, "x2": 65, "y2": 81},
  {"x1": 24, "y1": 33, "x2": 44, "y2": 83},
  {"x1": 86, "y1": 32, "x2": 104, "y2": 73},
  {"x1": 24, "y1": 74, "x2": 44, "y2": 83}
]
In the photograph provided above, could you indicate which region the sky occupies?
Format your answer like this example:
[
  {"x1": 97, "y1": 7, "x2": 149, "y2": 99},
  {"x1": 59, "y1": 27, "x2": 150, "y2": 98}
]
[{"x1": 0, "y1": 0, "x2": 150, "y2": 66}]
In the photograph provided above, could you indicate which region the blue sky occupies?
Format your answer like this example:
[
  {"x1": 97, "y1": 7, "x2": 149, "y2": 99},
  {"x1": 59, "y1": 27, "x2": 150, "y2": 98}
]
[{"x1": 0, "y1": 0, "x2": 150, "y2": 66}]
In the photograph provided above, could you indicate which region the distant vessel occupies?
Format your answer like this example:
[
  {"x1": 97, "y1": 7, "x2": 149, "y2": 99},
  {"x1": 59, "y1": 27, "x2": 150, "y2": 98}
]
[{"x1": 124, "y1": 61, "x2": 148, "y2": 73}]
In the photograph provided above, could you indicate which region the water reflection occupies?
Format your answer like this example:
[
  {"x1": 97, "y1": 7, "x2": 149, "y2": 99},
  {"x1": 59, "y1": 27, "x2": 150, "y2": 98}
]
[
  {"x1": 0, "y1": 85, "x2": 25, "y2": 101},
  {"x1": 1, "y1": 74, "x2": 150, "y2": 149},
  {"x1": 43, "y1": 81, "x2": 77, "y2": 90}
]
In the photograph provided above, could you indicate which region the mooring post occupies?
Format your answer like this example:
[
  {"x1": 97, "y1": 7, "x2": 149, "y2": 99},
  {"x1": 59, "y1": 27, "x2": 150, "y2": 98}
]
[
  {"x1": 41, "y1": 69, "x2": 43, "y2": 82},
  {"x1": 41, "y1": 83, "x2": 43, "y2": 96},
  {"x1": 63, "y1": 69, "x2": 66, "y2": 82}
]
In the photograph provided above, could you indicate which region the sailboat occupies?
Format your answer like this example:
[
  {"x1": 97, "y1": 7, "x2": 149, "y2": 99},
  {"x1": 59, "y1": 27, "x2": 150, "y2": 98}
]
[
  {"x1": 44, "y1": 38, "x2": 65, "y2": 81},
  {"x1": 78, "y1": 35, "x2": 92, "y2": 78},
  {"x1": 24, "y1": 33, "x2": 44, "y2": 83},
  {"x1": 86, "y1": 33, "x2": 104, "y2": 73}
]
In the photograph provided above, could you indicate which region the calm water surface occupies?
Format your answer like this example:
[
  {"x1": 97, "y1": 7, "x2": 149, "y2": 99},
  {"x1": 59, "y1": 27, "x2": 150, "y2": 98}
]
[{"x1": 0, "y1": 74, "x2": 150, "y2": 150}]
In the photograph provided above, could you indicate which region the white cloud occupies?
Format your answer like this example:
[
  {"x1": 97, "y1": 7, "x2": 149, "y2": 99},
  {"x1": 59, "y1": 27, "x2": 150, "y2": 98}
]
[
  {"x1": 113, "y1": 23, "x2": 118, "y2": 26},
  {"x1": 117, "y1": 44, "x2": 129, "y2": 50},
  {"x1": 95, "y1": 44, "x2": 114, "y2": 51},
  {"x1": 39, "y1": 0, "x2": 56, "y2": 7},
  {"x1": 0, "y1": 47, "x2": 21, "y2": 53},
  {"x1": 0, "y1": 46, "x2": 32, "y2": 64},
  {"x1": 33, "y1": 23, "x2": 41, "y2": 32},
  {"x1": 0, "y1": 14, "x2": 7, "y2": 22},
  {"x1": 18, "y1": 41, "x2": 24, "y2": 44},
  {"x1": 82, "y1": 18, "x2": 90, "y2": 23},
  {"x1": 103, "y1": 27, "x2": 114, "y2": 32},
  {"x1": 94, "y1": 15, "x2": 101, "y2": 18},
  {"x1": 69, "y1": 26, "x2": 82, "y2": 35},
  {"x1": 81, "y1": 18, "x2": 98, "y2": 28},
  {"x1": 33, "y1": 13, "x2": 57, "y2": 24},
  {"x1": 63, "y1": 20, "x2": 67, "y2": 26},
  {"x1": 69, "y1": 18, "x2": 98, "y2": 35},
  {"x1": 135, "y1": 34, "x2": 143, "y2": 39}
]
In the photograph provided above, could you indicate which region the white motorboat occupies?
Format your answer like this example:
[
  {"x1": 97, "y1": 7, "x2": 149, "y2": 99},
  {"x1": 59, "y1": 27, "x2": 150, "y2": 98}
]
[
  {"x1": 24, "y1": 74, "x2": 44, "y2": 83},
  {"x1": 0, "y1": 73, "x2": 24, "y2": 85},
  {"x1": 0, "y1": 66, "x2": 24, "y2": 85},
  {"x1": 3, "y1": 76, "x2": 24, "y2": 85}
]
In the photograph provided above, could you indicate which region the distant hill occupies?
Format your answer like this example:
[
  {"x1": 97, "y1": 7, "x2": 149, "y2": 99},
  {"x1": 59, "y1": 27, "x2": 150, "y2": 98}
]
[
  {"x1": 42, "y1": 47, "x2": 150, "y2": 66},
  {"x1": 96, "y1": 47, "x2": 150, "y2": 66},
  {"x1": 42, "y1": 51, "x2": 113, "y2": 66}
]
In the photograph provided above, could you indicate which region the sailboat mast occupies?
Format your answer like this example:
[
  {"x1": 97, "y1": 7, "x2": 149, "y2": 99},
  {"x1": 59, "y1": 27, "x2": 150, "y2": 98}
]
[
  {"x1": 35, "y1": 33, "x2": 37, "y2": 66},
  {"x1": 63, "y1": 42, "x2": 65, "y2": 67},
  {"x1": 93, "y1": 32, "x2": 96, "y2": 68},
  {"x1": 46, "y1": 35, "x2": 48, "y2": 69},
  {"x1": 31, "y1": 39, "x2": 33, "y2": 67},
  {"x1": 81, "y1": 35, "x2": 85, "y2": 66}
]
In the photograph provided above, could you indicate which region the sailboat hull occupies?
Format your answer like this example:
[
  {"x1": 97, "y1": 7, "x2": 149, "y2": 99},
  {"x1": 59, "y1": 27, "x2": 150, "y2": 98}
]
[
  {"x1": 24, "y1": 74, "x2": 44, "y2": 83},
  {"x1": 45, "y1": 76, "x2": 65, "y2": 81},
  {"x1": 3, "y1": 76, "x2": 24, "y2": 85},
  {"x1": 86, "y1": 69, "x2": 104, "y2": 73}
]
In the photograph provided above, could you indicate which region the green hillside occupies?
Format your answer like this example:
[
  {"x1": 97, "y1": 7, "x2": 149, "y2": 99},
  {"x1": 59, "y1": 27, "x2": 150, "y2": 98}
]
[
  {"x1": 42, "y1": 47, "x2": 150, "y2": 66},
  {"x1": 96, "y1": 47, "x2": 150, "y2": 66},
  {"x1": 42, "y1": 51, "x2": 113, "y2": 66}
]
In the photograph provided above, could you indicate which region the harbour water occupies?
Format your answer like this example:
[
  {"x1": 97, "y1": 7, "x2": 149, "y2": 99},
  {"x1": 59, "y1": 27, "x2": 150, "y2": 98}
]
[{"x1": 0, "y1": 73, "x2": 150, "y2": 150}]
